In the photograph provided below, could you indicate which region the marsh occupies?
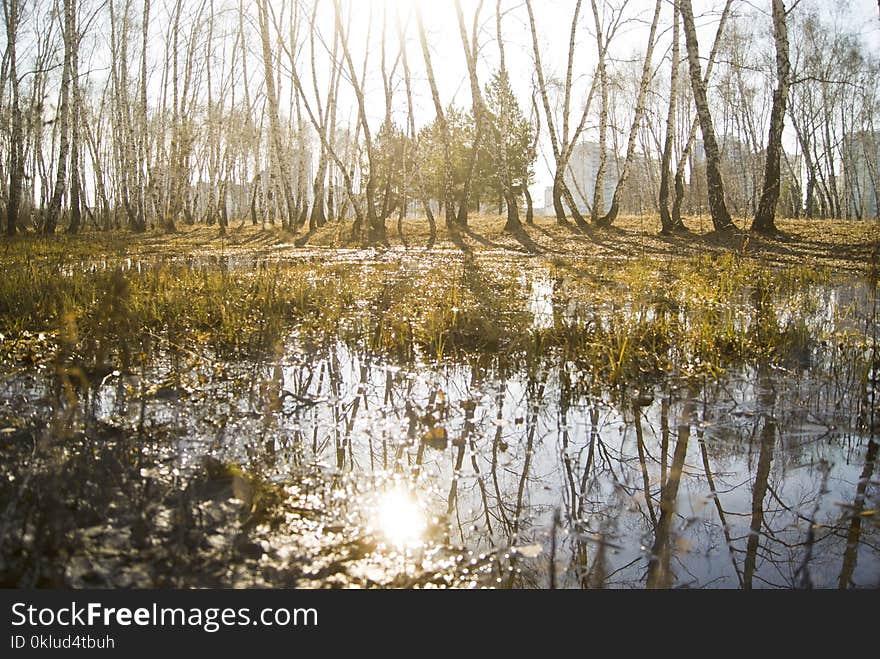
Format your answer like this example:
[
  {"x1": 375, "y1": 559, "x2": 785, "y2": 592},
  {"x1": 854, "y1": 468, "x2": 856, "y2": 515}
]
[{"x1": 1, "y1": 218, "x2": 876, "y2": 588}]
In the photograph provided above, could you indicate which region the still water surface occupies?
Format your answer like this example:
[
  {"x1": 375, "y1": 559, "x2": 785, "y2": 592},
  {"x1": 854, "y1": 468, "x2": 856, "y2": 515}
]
[{"x1": 2, "y1": 254, "x2": 878, "y2": 588}]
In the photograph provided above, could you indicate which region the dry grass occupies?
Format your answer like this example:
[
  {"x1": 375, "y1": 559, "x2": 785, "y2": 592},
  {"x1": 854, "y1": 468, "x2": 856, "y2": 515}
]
[
  {"x1": 2, "y1": 213, "x2": 877, "y2": 273},
  {"x1": 303, "y1": 213, "x2": 877, "y2": 273}
]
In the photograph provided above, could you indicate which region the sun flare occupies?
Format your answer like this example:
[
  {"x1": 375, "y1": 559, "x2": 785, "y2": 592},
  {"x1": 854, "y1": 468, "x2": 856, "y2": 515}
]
[{"x1": 374, "y1": 485, "x2": 427, "y2": 549}]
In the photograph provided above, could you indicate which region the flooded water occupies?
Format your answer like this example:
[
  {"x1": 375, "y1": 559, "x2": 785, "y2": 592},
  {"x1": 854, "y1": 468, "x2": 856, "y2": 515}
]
[{"x1": 1, "y1": 252, "x2": 877, "y2": 588}]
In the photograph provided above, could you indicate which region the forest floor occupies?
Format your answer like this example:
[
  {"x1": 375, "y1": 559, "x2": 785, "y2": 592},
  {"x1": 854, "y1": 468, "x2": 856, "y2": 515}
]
[
  {"x1": 307, "y1": 214, "x2": 880, "y2": 272},
  {"x1": 3, "y1": 214, "x2": 877, "y2": 273}
]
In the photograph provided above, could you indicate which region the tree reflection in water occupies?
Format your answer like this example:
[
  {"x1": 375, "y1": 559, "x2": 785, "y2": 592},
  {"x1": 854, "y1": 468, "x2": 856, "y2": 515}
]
[
  {"x1": 1, "y1": 265, "x2": 877, "y2": 589},
  {"x1": 106, "y1": 333, "x2": 870, "y2": 588}
]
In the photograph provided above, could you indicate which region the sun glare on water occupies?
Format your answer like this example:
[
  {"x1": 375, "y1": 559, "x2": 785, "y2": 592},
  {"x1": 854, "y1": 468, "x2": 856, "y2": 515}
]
[{"x1": 374, "y1": 485, "x2": 427, "y2": 549}]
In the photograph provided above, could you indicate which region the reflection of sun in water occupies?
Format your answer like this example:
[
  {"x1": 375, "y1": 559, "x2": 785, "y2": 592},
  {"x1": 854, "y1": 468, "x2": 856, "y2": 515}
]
[{"x1": 375, "y1": 485, "x2": 427, "y2": 549}]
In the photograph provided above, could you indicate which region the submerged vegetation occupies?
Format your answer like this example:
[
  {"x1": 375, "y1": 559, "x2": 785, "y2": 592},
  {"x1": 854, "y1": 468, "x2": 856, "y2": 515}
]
[
  {"x1": 0, "y1": 222, "x2": 877, "y2": 588},
  {"x1": 0, "y1": 238, "x2": 852, "y2": 380}
]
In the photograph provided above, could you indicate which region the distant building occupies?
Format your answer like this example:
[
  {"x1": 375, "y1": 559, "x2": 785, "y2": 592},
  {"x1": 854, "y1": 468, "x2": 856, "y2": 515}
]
[
  {"x1": 690, "y1": 136, "x2": 760, "y2": 216},
  {"x1": 542, "y1": 141, "x2": 654, "y2": 216},
  {"x1": 541, "y1": 142, "x2": 623, "y2": 215},
  {"x1": 848, "y1": 131, "x2": 879, "y2": 219},
  {"x1": 563, "y1": 141, "x2": 619, "y2": 215}
]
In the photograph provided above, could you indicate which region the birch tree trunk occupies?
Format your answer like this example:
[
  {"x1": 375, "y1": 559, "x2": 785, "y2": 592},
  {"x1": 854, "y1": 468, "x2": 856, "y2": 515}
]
[
  {"x1": 525, "y1": 0, "x2": 562, "y2": 224},
  {"x1": 307, "y1": 0, "x2": 336, "y2": 232},
  {"x1": 492, "y1": 0, "x2": 521, "y2": 232},
  {"x1": 659, "y1": 0, "x2": 680, "y2": 234},
  {"x1": 525, "y1": 89, "x2": 540, "y2": 225},
  {"x1": 3, "y1": 0, "x2": 23, "y2": 235},
  {"x1": 671, "y1": 0, "x2": 732, "y2": 226},
  {"x1": 398, "y1": 11, "x2": 436, "y2": 246},
  {"x1": 455, "y1": 0, "x2": 490, "y2": 230},
  {"x1": 416, "y1": 5, "x2": 457, "y2": 228},
  {"x1": 66, "y1": 0, "x2": 81, "y2": 234},
  {"x1": 44, "y1": 0, "x2": 77, "y2": 234},
  {"x1": 525, "y1": 0, "x2": 590, "y2": 230},
  {"x1": 286, "y1": 5, "x2": 366, "y2": 236},
  {"x1": 590, "y1": 0, "x2": 608, "y2": 224},
  {"x1": 751, "y1": 0, "x2": 791, "y2": 234},
  {"x1": 257, "y1": 0, "x2": 296, "y2": 231},
  {"x1": 596, "y1": 0, "x2": 662, "y2": 227},
  {"x1": 135, "y1": 0, "x2": 150, "y2": 231},
  {"x1": 333, "y1": 0, "x2": 384, "y2": 244},
  {"x1": 680, "y1": 0, "x2": 734, "y2": 231}
]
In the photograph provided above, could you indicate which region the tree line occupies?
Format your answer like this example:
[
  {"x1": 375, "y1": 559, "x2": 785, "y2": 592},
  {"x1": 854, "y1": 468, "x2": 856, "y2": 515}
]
[{"x1": 1, "y1": 0, "x2": 878, "y2": 242}]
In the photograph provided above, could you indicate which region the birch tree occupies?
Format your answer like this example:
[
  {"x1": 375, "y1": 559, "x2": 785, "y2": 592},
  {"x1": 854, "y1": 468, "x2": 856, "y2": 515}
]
[
  {"x1": 526, "y1": 0, "x2": 614, "y2": 230},
  {"x1": 671, "y1": 0, "x2": 732, "y2": 227},
  {"x1": 416, "y1": 3, "x2": 456, "y2": 228},
  {"x1": 44, "y1": 0, "x2": 77, "y2": 234},
  {"x1": 751, "y1": 0, "x2": 791, "y2": 234},
  {"x1": 659, "y1": 0, "x2": 681, "y2": 234},
  {"x1": 680, "y1": 0, "x2": 734, "y2": 231},
  {"x1": 334, "y1": 0, "x2": 386, "y2": 243},
  {"x1": 2, "y1": 0, "x2": 24, "y2": 235},
  {"x1": 397, "y1": 9, "x2": 437, "y2": 245},
  {"x1": 595, "y1": 0, "x2": 662, "y2": 227},
  {"x1": 257, "y1": 0, "x2": 296, "y2": 231}
]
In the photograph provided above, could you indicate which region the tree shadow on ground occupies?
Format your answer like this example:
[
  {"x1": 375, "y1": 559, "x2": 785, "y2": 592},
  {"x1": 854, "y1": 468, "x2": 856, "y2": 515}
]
[
  {"x1": 458, "y1": 224, "x2": 510, "y2": 252},
  {"x1": 531, "y1": 219, "x2": 583, "y2": 240},
  {"x1": 575, "y1": 219, "x2": 877, "y2": 273},
  {"x1": 506, "y1": 227, "x2": 545, "y2": 255},
  {"x1": 294, "y1": 228, "x2": 317, "y2": 248},
  {"x1": 447, "y1": 224, "x2": 474, "y2": 256},
  {"x1": 254, "y1": 214, "x2": 876, "y2": 273}
]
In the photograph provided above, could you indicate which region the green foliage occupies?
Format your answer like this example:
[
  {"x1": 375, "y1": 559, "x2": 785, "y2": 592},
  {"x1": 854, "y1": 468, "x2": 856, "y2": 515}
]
[
  {"x1": 369, "y1": 120, "x2": 409, "y2": 218},
  {"x1": 414, "y1": 77, "x2": 537, "y2": 212},
  {"x1": 481, "y1": 70, "x2": 536, "y2": 198},
  {"x1": 417, "y1": 106, "x2": 487, "y2": 207},
  {"x1": 360, "y1": 72, "x2": 536, "y2": 215}
]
